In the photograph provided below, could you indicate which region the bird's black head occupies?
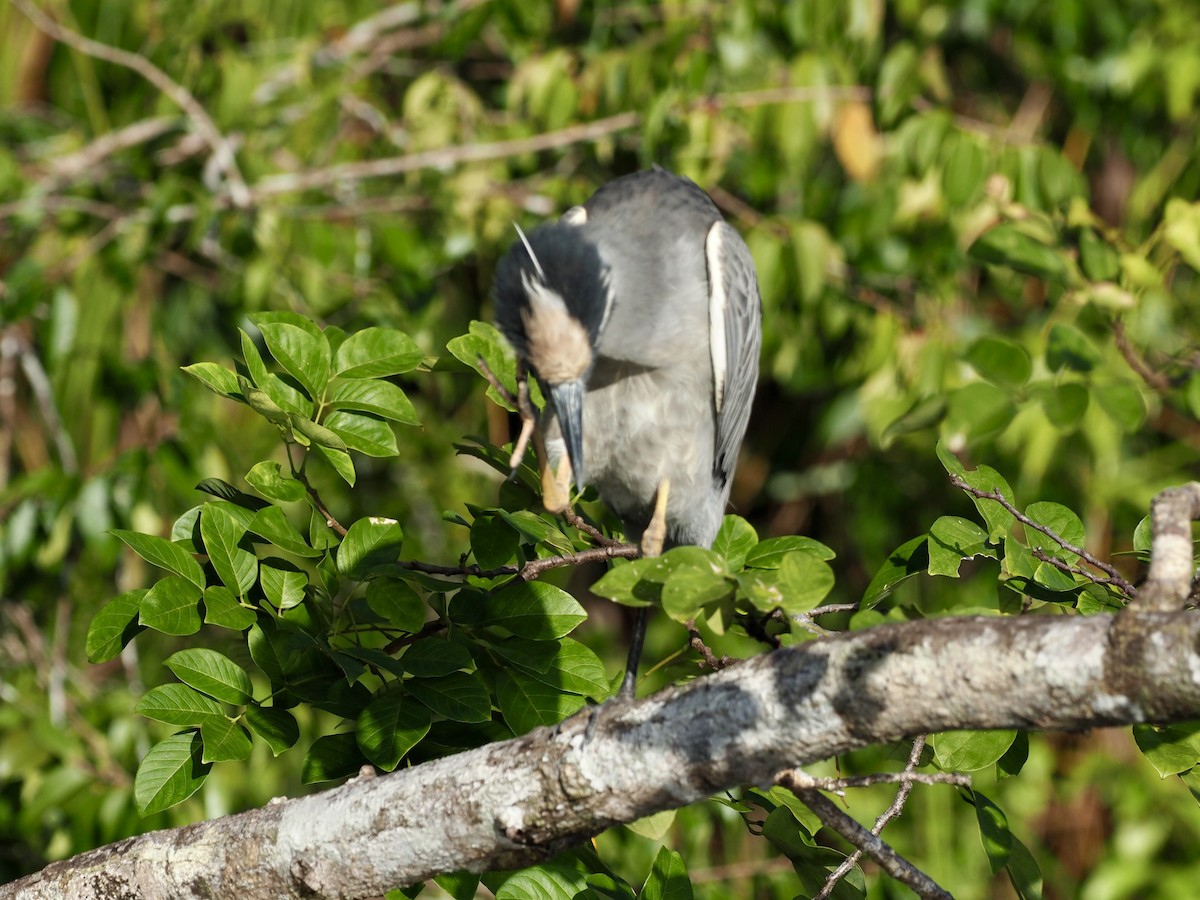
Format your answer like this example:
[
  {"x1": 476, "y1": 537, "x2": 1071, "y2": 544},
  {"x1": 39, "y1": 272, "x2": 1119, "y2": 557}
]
[
  {"x1": 493, "y1": 222, "x2": 609, "y2": 490},
  {"x1": 493, "y1": 222, "x2": 610, "y2": 383}
]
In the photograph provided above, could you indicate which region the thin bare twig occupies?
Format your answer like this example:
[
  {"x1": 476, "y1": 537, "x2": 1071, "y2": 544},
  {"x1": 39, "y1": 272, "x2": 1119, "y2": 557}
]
[
  {"x1": 779, "y1": 737, "x2": 952, "y2": 900},
  {"x1": 1114, "y1": 320, "x2": 1174, "y2": 392},
  {"x1": 10, "y1": 0, "x2": 249, "y2": 207},
  {"x1": 685, "y1": 619, "x2": 733, "y2": 671},
  {"x1": 949, "y1": 472, "x2": 1136, "y2": 598},
  {"x1": 289, "y1": 448, "x2": 349, "y2": 537},
  {"x1": 393, "y1": 542, "x2": 639, "y2": 582},
  {"x1": 41, "y1": 115, "x2": 178, "y2": 181}
]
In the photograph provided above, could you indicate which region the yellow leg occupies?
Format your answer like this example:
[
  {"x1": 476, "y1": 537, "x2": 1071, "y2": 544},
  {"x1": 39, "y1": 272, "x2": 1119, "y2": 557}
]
[{"x1": 640, "y1": 478, "x2": 670, "y2": 558}]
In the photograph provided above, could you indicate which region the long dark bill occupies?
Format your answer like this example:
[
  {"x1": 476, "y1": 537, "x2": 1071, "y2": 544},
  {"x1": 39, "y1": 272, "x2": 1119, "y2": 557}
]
[{"x1": 549, "y1": 379, "x2": 586, "y2": 491}]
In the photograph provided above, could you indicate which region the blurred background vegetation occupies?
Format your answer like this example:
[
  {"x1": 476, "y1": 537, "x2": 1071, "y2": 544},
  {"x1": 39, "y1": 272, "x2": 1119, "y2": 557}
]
[{"x1": 2, "y1": 0, "x2": 1200, "y2": 896}]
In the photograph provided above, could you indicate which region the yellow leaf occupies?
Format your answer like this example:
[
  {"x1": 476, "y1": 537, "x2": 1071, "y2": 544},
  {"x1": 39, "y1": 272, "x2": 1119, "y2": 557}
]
[{"x1": 833, "y1": 101, "x2": 882, "y2": 183}]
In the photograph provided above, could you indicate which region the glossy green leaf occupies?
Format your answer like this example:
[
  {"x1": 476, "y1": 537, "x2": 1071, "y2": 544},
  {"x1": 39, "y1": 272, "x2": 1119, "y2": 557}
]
[
  {"x1": 862, "y1": 535, "x2": 929, "y2": 609},
  {"x1": 87, "y1": 589, "x2": 147, "y2": 663},
  {"x1": 971, "y1": 790, "x2": 1012, "y2": 873},
  {"x1": 248, "y1": 506, "x2": 322, "y2": 558},
  {"x1": 589, "y1": 558, "x2": 662, "y2": 607},
  {"x1": 640, "y1": 846, "x2": 693, "y2": 900},
  {"x1": 400, "y1": 639, "x2": 472, "y2": 677},
  {"x1": 203, "y1": 585, "x2": 257, "y2": 630},
  {"x1": 933, "y1": 730, "x2": 1017, "y2": 771},
  {"x1": 111, "y1": 529, "x2": 205, "y2": 590},
  {"x1": 182, "y1": 362, "x2": 243, "y2": 401},
  {"x1": 134, "y1": 732, "x2": 210, "y2": 815},
  {"x1": 139, "y1": 575, "x2": 203, "y2": 635},
  {"x1": 1133, "y1": 722, "x2": 1200, "y2": 777},
  {"x1": 240, "y1": 330, "x2": 310, "y2": 415},
  {"x1": 661, "y1": 563, "x2": 734, "y2": 623},
  {"x1": 338, "y1": 516, "x2": 404, "y2": 577},
  {"x1": 245, "y1": 706, "x2": 300, "y2": 756},
  {"x1": 357, "y1": 688, "x2": 432, "y2": 770},
  {"x1": 1023, "y1": 501, "x2": 1084, "y2": 563},
  {"x1": 301, "y1": 733, "x2": 365, "y2": 784},
  {"x1": 255, "y1": 319, "x2": 332, "y2": 400},
  {"x1": 927, "y1": 516, "x2": 996, "y2": 577},
  {"x1": 745, "y1": 536, "x2": 836, "y2": 566},
  {"x1": 471, "y1": 514, "x2": 519, "y2": 569},
  {"x1": 325, "y1": 410, "x2": 399, "y2": 457},
  {"x1": 198, "y1": 718, "x2": 253, "y2": 763},
  {"x1": 335, "y1": 327, "x2": 423, "y2": 378},
  {"x1": 314, "y1": 443, "x2": 357, "y2": 485},
  {"x1": 493, "y1": 862, "x2": 586, "y2": 900},
  {"x1": 134, "y1": 684, "x2": 224, "y2": 726},
  {"x1": 244, "y1": 461, "x2": 306, "y2": 503},
  {"x1": 711, "y1": 515, "x2": 758, "y2": 569},
  {"x1": 165, "y1": 649, "x2": 253, "y2": 705},
  {"x1": 366, "y1": 578, "x2": 426, "y2": 632},
  {"x1": 496, "y1": 669, "x2": 585, "y2": 733},
  {"x1": 200, "y1": 504, "x2": 258, "y2": 598},
  {"x1": 327, "y1": 378, "x2": 419, "y2": 425},
  {"x1": 407, "y1": 672, "x2": 492, "y2": 723},
  {"x1": 260, "y1": 560, "x2": 308, "y2": 610},
  {"x1": 506, "y1": 638, "x2": 609, "y2": 700},
  {"x1": 454, "y1": 581, "x2": 587, "y2": 638}
]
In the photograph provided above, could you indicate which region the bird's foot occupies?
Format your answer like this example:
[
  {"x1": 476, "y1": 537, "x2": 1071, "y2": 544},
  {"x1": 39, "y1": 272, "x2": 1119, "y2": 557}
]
[
  {"x1": 539, "y1": 442, "x2": 573, "y2": 514},
  {"x1": 640, "y1": 478, "x2": 671, "y2": 558}
]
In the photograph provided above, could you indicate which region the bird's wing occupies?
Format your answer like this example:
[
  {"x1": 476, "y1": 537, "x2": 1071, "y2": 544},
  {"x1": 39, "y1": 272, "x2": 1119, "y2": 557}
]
[{"x1": 706, "y1": 221, "x2": 763, "y2": 483}]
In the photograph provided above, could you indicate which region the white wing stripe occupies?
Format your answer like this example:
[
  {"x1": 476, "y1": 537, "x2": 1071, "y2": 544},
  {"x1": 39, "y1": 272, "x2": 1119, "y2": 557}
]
[{"x1": 706, "y1": 222, "x2": 728, "y2": 413}]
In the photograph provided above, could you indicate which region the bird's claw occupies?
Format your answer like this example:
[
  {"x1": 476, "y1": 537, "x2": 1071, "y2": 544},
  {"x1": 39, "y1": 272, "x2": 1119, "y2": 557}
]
[{"x1": 640, "y1": 478, "x2": 671, "y2": 559}]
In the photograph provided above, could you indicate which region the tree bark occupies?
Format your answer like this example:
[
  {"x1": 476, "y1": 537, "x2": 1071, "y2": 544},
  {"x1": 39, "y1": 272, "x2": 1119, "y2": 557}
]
[{"x1": 6, "y1": 609, "x2": 1199, "y2": 900}]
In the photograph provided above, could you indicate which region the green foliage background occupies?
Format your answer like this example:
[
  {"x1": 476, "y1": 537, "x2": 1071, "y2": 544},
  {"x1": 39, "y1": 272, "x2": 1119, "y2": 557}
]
[{"x1": 3, "y1": 0, "x2": 1200, "y2": 896}]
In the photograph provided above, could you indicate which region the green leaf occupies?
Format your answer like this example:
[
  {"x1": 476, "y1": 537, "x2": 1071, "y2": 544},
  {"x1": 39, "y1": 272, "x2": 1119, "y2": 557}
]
[
  {"x1": 327, "y1": 378, "x2": 419, "y2": 425},
  {"x1": 302, "y1": 733, "x2": 365, "y2": 784},
  {"x1": 245, "y1": 461, "x2": 306, "y2": 503},
  {"x1": 248, "y1": 621, "x2": 287, "y2": 684},
  {"x1": 640, "y1": 846, "x2": 693, "y2": 900},
  {"x1": 400, "y1": 639, "x2": 472, "y2": 677},
  {"x1": 496, "y1": 669, "x2": 586, "y2": 733},
  {"x1": 203, "y1": 585, "x2": 257, "y2": 630},
  {"x1": 260, "y1": 560, "x2": 308, "y2": 610},
  {"x1": 1094, "y1": 381, "x2": 1146, "y2": 432},
  {"x1": 1038, "y1": 383, "x2": 1089, "y2": 429},
  {"x1": 134, "y1": 732, "x2": 210, "y2": 815},
  {"x1": 1024, "y1": 502, "x2": 1084, "y2": 563},
  {"x1": 942, "y1": 133, "x2": 987, "y2": 207},
  {"x1": 944, "y1": 382, "x2": 1014, "y2": 441},
  {"x1": 938, "y1": 449, "x2": 1018, "y2": 541},
  {"x1": 626, "y1": 809, "x2": 676, "y2": 841},
  {"x1": 1032, "y1": 561, "x2": 1078, "y2": 592},
  {"x1": 1078, "y1": 229, "x2": 1120, "y2": 281},
  {"x1": 1045, "y1": 323, "x2": 1099, "y2": 373},
  {"x1": 335, "y1": 327, "x2": 423, "y2": 378},
  {"x1": 196, "y1": 478, "x2": 269, "y2": 511},
  {"x1": 434, "y1": 872, "x2": 481, "y2": 900},
  {"x1": 198, "y1": 718, "x2": 253, "y2": 763},
  {"x1": 366, "y1": 578, "x2": 426, "y2": 632},
  {"x1": 1164, "y1": 198, "x2": 1200, "y2": 270},
  {"x1": 745, "y1": 536, "x2": 836, "y2": 567},
  {"x1": 182, "y1": 362, "x2": 243, "y2": 400},
  {"x1": 970, "y1": 224, "x2": 1068, "y2": 281},
  {"x1": 245, "y1": 706, "x2": 300, "y2": 756},
  {"x1": 87, "y1": 589, "x2": 147, "y2": 663},
  {"x1": 339, "y1": 517, "x2": 404, "y2": 577},
  {"x1": 933, "y1": 730, "x2": 1017, "y2": 771},
  {"x1": 661, "y1": 562, "x2": 734, "y2": 623},
  {"x1": 965, "y1": 337, "x2": 1031, "y2": 389},
  {"x1": 1133, "y1": 722, "x2": 1200, "y2": 777},
  {"x1": 165, "y1": 649, "x2": 253, "y2": 705},
  {"x1": 589, "y1": 558, "x2": 662, "y2": 607},
  {"x1": 407, "y1": 672, "x2": 492, "y2": 723},
  {"x1": 139, "y1": 575, "x2": 203, "y2": 635},
  {"x1": 325, "y1": 410, "x2": 399, "y2": 457},
  {"x1": 971, "y1": 790, "x2": 1012, "y2": 873},
  {"x1": 493, "y1": 862, "x2": 587, "y2": 900},
  {"x1": 471, "y1": 514, "x2": 520, "y2": 569},
  {"x1": 200, "y1": 504, "x2": 258, "y2": 598},
  {"x1": 776, "y1": 551, "x2": 836, "y2": 614},
  {"x1": 356, "y1": 688, "x2": 432, "y2": 770},
  {"x1": 290, "y1": 414, "x2": 347, "y2": 451},
  {"x1": 446, "y1": 321, "x2": 534, "y2": 411},
  {"x1": 240, "y1": 329, "x2": 311, "y2": 415},
  {"x1": 452, "y1": 582, "x2": 586, "y2": 639},
  {"x1": 134, "y1": 684, "x2": 224, "y2": 726},
  {"x1": 314, "y1": 443, "x2": 357, "y2": 485},
  {"x1": 507, "y1": 638, "x2": 610, "y2": 700},
  {"x1": 255, "y1": 319, "x2": 332, "y2": 400},
  {"x1": 927, "y1": 516, "x2": 997, "y2": 577},
  {"x1": 862, "y1": 536, "x2": 928, "y2": 609},
  {"x1": 247, "y1": 505, "x2": 322, "y2": 557},
  {"x1": 711, "y1": 515, "x2": 759, "y2": 569},
  {"x1": 112, "y1": 529, "x2": 205, "y2": 590},
  {"x1": 1006, "y1": 831, "x2": 1044, "y2": 900}
]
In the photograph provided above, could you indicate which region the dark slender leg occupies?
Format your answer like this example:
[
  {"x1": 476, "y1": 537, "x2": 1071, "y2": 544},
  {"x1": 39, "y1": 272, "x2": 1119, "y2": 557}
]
[{"x1": 620, "y1": 606, "x2": 650, "y2": 699}]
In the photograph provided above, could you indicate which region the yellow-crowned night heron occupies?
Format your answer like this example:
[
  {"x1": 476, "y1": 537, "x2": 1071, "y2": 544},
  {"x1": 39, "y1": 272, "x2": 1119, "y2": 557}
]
[{"x1": 493, "y1": 166, "x2": 762, "y2": 696}]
